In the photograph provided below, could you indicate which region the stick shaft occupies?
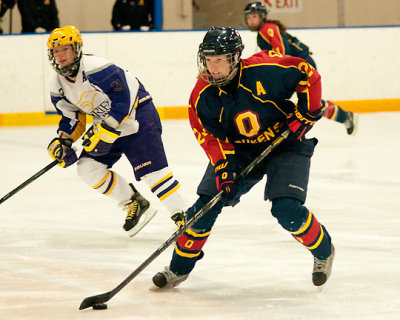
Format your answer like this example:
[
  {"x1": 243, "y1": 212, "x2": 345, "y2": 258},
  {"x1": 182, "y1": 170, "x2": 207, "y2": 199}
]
[
  {"x1": 0, "y1": 160, "x2": 59, "y2": 205},
  {"x1": 79, "y1": 129, "x2": 290, "y2": 309}
]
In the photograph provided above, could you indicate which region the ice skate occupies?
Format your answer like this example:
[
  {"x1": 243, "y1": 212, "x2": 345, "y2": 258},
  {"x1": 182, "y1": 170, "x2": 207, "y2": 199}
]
[
  {"x1": 344, "y1": 111, "x2": 358, "y2": 135},
  {"x1": 123, "y1": 183, "x2": 157, "y2": 237},
  {"x1": 152, "y1": 267, "x2": 189, "y2": 289},
  {"x1": 312, "y1": 244, "x2": 335, "y2": 288}
]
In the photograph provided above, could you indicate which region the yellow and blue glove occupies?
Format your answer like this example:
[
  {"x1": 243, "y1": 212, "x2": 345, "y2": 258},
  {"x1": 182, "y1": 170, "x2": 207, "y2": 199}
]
[
  {"x1": 47, "y1": 138, "x2": 78, "y2": 168},
  {"x1": 82, "y1": 122, "x2": 121, "y2": 156}
]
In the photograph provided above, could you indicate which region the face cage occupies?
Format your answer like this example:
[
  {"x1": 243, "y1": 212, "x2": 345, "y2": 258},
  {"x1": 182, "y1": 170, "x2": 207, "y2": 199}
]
[
  {"x1": 197, "y1": 52, "x2": 239, "y2": 87},
  {"x1": 48, "y1": 44, "x2": 82, "y2": 77}
]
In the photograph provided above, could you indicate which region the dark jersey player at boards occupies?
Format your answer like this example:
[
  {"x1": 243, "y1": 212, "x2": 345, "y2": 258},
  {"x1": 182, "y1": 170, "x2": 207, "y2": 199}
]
[{"x1": 244, "y1": 1, "x2": 358, "y2": 135}]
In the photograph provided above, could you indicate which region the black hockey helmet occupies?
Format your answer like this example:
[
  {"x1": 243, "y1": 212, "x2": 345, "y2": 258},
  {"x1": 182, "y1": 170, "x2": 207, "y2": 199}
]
[
  {"x1": 197, "y1": 27, "x2": 244, "y2": 86},
  {"x1": 244, "y1": 1, "x2": 268, "y2": 27}
]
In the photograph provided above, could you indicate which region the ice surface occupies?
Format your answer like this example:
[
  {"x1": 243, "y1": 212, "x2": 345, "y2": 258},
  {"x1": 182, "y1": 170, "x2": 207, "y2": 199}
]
[{"x1": 0, "y1": 113, "x2": 399, "y2": 319}]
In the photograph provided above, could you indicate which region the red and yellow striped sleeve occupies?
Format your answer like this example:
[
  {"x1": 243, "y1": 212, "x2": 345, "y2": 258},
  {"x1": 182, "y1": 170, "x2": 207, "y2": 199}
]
[
  {"x1": 188, "y1": 80, "x2": 234, "y2": 166},
  {"x1": 259, "y1": 23, "x2": 286, "y2": 54}
]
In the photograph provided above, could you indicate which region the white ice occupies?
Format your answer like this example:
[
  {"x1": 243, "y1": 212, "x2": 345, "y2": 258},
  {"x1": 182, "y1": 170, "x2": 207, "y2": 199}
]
[{"x1": 0, "y1": 113, "x2": 399, "y2": 320}]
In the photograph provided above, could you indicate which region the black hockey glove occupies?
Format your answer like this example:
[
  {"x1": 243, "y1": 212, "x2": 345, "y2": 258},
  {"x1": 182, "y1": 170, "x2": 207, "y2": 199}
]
[{"x1": 47, "y1": 138, "x2": 78, "y2": 168}]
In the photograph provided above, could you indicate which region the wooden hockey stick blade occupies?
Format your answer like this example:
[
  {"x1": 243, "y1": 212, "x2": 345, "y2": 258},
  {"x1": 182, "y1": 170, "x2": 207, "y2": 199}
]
[{"x1": 78, "y1": 129, "x2": 289, "y2": 310}]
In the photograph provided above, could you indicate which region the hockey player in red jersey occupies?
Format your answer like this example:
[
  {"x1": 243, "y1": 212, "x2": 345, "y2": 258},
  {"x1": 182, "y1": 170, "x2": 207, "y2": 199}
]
[
  {"x1": 46, "y1": 26, "x2": 186, "y2": 237},
  {"x1": 244, "y1": 1, "x2": 357, "y2": 135},
  {"x1": 152, "y1": 27, "x2": 335, "y2": 289}
]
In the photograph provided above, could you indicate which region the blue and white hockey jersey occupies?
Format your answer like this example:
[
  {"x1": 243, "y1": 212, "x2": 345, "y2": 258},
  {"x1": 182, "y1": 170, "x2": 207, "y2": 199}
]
[{"x1": 50, "y1": 55, "x2": 143, "y2": 141}]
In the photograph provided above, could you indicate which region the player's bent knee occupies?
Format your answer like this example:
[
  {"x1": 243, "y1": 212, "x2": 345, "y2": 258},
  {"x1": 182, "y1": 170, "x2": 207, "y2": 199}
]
[
  {"x1": 140, "y1": 167, "x2": 171, "y2": 186},
  {"x1": 76, "y1": 157, "x2": 108, "y2": 186},
  {"x1": 271, "y1": 197, "x2": 309, "y2": 232}
]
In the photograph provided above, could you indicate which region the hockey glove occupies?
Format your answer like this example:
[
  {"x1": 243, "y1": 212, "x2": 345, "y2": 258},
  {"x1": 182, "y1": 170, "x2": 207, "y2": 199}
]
[
  {"x1": 215, "y1": 159, "x2": 237, "y2": 202},
  {"x1": 171, "y1": 210, "x2": 186, "y2": 230},
  {"x1": 82, "y1": 122, "x2": 121, "y2": 156},
  {"x1": 286, "y1": 104, "x2": 323, "y2": 140},
  {"x1": 47, "y1": 138, "x2": 78, "y2": 168}
]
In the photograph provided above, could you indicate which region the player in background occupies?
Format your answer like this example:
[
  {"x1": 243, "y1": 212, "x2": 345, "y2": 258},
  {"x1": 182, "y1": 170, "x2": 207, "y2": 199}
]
[
  {"x1": 244, "y1": 1, "x2": 358, "y2": 135},
  {"x1": 152, "y1": 27, "x2": 335, "y2": 289},
  {"x1": 46, "y1": 26, "x2": 186, "y2": 236}
]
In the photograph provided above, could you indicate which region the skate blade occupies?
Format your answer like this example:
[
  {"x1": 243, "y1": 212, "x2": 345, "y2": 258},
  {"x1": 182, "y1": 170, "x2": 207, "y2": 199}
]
[
  {"x1": 149, "y1": 284, "x2": 163, "y2": 291},
  {"x1": 348, "y1": 113, "x2": 359, "y2": 136},
  {"x1": 148, "y1": 284, "x2": 175, "y2": 291},
  {"x1": 316, "y1": 284, "x2": 325, "y2": 292},
  {"x1": 352, "y1": 113, "x2": 359, "y2": 135},
  {"x1": 127, "y1": 207, "x2": 158, "y2": 237}
]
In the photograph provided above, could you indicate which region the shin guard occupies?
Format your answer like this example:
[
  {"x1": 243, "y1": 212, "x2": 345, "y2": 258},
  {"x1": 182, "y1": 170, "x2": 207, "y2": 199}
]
[
  {"x1": 291, "y1": 210, "x2": 332, "y2": 259},
  {"x1": 141, "y1": 167, "x2": 186, "y2": 216},
  {"x1": 170, "y1": 228, "x2": 209, "y2": 275},
  {"x1": 169, "y1": 196, "x2": 222, "y2": 275},
  {"x1": 77, "y1": 157, "x2": 133, "y2": 205}
]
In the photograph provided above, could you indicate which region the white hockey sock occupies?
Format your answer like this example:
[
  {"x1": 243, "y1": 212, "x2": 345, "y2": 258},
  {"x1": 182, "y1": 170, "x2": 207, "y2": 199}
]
[
  {"x1": 77, "y1": 157, "x2": 133, "y2": 206},
  {"x1": 141, "y1": 167, "x2": 186, "y2": 216}
]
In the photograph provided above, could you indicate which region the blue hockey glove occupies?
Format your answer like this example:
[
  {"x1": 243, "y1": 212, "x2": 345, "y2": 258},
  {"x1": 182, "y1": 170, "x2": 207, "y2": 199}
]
[
  {"x1": 286, "y1": 104, "x2": 322, "y2": 140},
  {"x1": 215, "y1": 159, "x2": 237, "y2": 201},
  {"x1": 82, "y1": 122, "x2": 121, "y2": 156},
  {"x1": 47, "y1": 138, "x2": 78, "y2": 168}
]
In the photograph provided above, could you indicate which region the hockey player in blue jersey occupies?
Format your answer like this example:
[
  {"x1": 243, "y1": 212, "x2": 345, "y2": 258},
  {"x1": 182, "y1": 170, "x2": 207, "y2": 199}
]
[
  {"x1": 152, "y1": 27, "x2": 335, "y2": 289},
  {"x1": 46, "y1": 25, "x2": 186, "y2": 236}
]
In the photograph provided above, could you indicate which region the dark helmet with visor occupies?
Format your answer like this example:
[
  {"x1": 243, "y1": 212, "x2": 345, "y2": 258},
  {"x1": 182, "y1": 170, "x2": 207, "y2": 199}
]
[
  {"x1": 244, "y1": 1, "x2": 268, "y2": 30},
  {"x1": 197, "y1": 27, "x2": 244, "y2": 87}
]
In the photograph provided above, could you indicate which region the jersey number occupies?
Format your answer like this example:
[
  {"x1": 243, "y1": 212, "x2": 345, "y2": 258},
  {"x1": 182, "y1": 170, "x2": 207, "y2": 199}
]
[
  {"x1": 193, "y1": 127, "x2": 208, "y2": 145},
  {"x1": 297, "y1": 61, "x2": 314, "y2": 78},
  {"x1": 184, "y1": 240, "x2": 194, "y2": 249},
  {"x1": 268, "y1": 51, "x2": 283, "y2": 58},
  {"x1": 234, "y1": 110, "x2": 261, "y2": 138}
]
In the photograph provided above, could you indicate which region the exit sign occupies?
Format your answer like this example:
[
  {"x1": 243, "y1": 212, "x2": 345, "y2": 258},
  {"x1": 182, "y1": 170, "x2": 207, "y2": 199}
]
[{"x1": 264, "y1": 0, "x2": 303, "y2": 12}]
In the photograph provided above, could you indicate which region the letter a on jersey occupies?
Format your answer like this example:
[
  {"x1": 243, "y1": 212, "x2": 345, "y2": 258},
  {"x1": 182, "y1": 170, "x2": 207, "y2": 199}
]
[{"x1": 256, "y1": 81, "x2": 266, "y2": 95}]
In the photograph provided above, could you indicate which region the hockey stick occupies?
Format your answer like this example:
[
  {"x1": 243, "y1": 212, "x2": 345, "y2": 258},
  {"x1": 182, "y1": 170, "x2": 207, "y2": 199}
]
[
  {"x1": 0, "y1": 160, "x2": 59, "y2": 205},
  {"x1": 79, "y1": 129, "x2": 290, "y2": 310}
]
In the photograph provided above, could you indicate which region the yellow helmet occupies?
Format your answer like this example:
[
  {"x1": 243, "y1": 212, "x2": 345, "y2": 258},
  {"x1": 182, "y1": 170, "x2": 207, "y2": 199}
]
[{"x1": 47, "y1": 25, "x2": 83, "y2": 76}]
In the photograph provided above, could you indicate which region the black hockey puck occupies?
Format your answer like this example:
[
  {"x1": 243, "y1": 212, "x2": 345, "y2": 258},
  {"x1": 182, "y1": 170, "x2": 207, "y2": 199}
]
[{"x1": 92, "y1": 303, "x2": 108, "y2": 310}]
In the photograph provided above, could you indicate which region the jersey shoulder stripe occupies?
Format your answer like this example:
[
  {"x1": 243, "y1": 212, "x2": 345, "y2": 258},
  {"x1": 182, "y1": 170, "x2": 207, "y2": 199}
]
[
  {"x1": 242, "y1": 51, "x2": 305, "y2": 69},
  {"x1": 82, "y1": 55, "x2": 114, "y2": 76}
]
